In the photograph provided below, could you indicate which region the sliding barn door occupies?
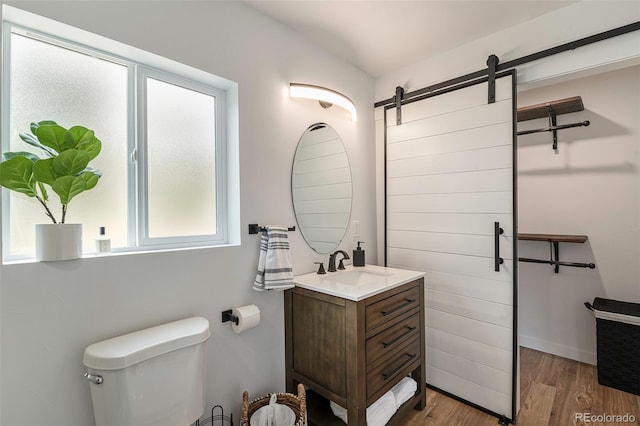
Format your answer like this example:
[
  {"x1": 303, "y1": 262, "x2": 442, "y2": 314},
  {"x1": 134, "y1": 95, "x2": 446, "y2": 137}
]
[{"x1": 385, "y1": 73, "x2": 517, "y2": 420}]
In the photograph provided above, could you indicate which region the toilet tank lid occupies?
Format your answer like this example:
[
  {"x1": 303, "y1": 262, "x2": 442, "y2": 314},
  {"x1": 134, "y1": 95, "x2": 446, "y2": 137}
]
[{"x1": 83, "y1": 316, "x2": 210, "y2": 370}]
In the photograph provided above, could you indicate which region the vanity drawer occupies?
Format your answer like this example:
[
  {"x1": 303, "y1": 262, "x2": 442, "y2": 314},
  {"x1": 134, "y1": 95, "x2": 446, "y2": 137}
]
[
  {"x1": 366, "y1": 285, "x2": 420, "y2": 332},
  {"x1": 366, "y1": 337, "x2": 421, "y2": 404},
  {"x1": 366, "y1": 311, "x2": 420, "y2": 368}
]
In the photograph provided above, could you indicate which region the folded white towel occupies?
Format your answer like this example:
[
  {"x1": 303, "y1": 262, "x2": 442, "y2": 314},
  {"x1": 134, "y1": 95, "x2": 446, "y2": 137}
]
[
  {"x1": 253, "y1": 226, "x2": 295, "y2": 291},
  {"x1": 329, "y1": 390, "x2": 396, "y2": 426},
  {"x1": 251, "y1": 394, "x2": 297, "y2": 426},
  {"x1": 367, "y1": 391, "x2": 397, "y2": 426},
  {"x1": 390, "y1": 376, "x2": 418, "y2": 408},
  {"x1": 329, "y1": 400, "x2": 347, "y2": 424},
  {"x1": 255, "y1": 394, "x2": 276, "y2": 426}
]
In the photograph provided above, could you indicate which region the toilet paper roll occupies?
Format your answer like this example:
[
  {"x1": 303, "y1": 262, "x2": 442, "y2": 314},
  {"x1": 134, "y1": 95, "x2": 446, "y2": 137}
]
[{"x1": 232, "y1": 304, "x2": 261, "y2": 334}]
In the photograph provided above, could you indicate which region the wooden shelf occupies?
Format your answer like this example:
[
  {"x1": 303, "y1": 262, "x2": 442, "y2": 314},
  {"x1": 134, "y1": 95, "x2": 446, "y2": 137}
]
[
  {"x1": 518, "y1": 233, "x2": 594, "y2": 273},
  {"x1": 306, "y1": 390, "x2": 346, "y2": 426},
  {"x1": 517, "y1": 96, "x2": 584, "y2": 122},
  {"x1": 518, "y1": 233, "x2": 588, "y2": 243}
]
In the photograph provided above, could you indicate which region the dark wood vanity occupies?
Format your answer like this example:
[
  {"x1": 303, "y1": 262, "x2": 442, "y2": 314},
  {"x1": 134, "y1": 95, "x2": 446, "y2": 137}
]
[{"x1": 284, "y1": 277, "x2": 426, "y2": 425}]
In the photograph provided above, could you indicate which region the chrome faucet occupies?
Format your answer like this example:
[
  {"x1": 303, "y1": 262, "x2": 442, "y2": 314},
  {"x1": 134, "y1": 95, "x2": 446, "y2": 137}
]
[{"x1": 328, "y1": 250, "x2": 350, "y2": 272}]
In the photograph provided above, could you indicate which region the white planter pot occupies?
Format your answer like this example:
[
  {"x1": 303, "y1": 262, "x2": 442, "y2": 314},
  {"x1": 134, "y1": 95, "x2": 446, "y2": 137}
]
[{"x1": 35, "y1": 223, "x2": 83, "y2": 262}]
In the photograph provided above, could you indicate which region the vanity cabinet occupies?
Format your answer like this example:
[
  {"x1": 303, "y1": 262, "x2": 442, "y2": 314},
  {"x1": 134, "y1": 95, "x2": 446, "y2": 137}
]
[{"x1": 284, "y1": 278, "x2": 426, "y2": 426}]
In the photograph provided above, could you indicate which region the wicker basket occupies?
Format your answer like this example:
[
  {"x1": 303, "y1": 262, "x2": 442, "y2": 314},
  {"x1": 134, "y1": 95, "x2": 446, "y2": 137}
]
[
  {"x1": 587, "y1": 298, "x2": 640, "y2": 396},
  {"x1": 596, "y1": 318, "x2": 640, "y2": 396},
  {"x1": 241, "y1": 383, "x2": 307, "y2": 426}
]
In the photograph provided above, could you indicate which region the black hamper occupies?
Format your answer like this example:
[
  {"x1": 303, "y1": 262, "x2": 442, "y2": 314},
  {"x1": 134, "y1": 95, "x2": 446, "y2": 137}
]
[{"x1": 585, "y1": 297, "x2": 640, "y2": 396}]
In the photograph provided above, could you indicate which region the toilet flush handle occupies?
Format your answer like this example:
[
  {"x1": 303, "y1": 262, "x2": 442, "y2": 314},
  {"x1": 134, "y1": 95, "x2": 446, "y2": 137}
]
[{"x1": 84, "y1": 372, "x2": 103, "y2": 385}]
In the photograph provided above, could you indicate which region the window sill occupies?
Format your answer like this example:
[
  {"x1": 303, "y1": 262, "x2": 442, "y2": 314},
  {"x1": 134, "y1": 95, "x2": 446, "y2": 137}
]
[{"x1": 2, "y1": 241, "x2": 240, "y2": 266}]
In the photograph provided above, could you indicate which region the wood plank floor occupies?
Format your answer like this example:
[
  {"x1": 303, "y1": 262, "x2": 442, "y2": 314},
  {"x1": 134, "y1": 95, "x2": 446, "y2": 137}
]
[{"x1": 403, "y1": 347, "x2": 640, "y2": 425}]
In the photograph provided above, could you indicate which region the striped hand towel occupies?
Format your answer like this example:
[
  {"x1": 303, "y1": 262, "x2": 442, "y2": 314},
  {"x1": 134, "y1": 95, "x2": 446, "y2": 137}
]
[{"x1": 253, "y1": 226, "x2": 295, "y2": 291}]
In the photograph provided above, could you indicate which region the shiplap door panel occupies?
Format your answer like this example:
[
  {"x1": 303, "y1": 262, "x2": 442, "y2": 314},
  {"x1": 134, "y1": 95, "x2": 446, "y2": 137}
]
[
  {"x1": 426, "y1": 327, "x2": 512, "y2": 373},
  {"x1": 388, "y1": 192, "x2": 512, "y2": 214},
  {"x1": 425, "y1": 308, "x2": 512, "y2": 351},
  {"x1": 387, "y1": 168, "x2": 513, "y2": 195},
  {"x1": 425, "y1": 270, "x2": 513, "y2": 305},
  {"x1": 425, "y1": 289, "x2": 513, "y2": 328},
  {"x1": 385, "y1": 74, "x2": 516, "y2": 419},
  {"x1": 387, "y1": 145, "x2": 512, "y2": 177},
  {"x1": 428, "y1": 347, "x2": 512, "y2": 394},
  {"x1": 387, "y1": 212, "x2": 514, "y2": 237},
  {"x1": 427, "y1": 366, "x2": 512, "y2": 415},
  {"x1": 388, "y1": 247, "x2": 513, "y2": 282},
  {"x1": 394, "y1": 78, "x2": 512, "y2": 124},
  {"x1": 387, "y1": 230, "x2": 513, "y2": 260},
  {"x1": 387, "y1": 99, "x2": 513, "y2": 143},
  {"x1": 387, "y1": 121, "x2": 512, "y2": 160}
]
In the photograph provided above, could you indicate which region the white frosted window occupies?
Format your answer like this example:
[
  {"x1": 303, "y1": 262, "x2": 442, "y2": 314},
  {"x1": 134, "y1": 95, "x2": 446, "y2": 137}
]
[
  {"x1": 145, "y1": 77, "x2": 217, "y2": 238},
  {"x1": 2, "y1": 16, "x2": 232, "y2": 262},
  {"x1": 8, "y1": 33, "x2": 128, "y2": 257}
]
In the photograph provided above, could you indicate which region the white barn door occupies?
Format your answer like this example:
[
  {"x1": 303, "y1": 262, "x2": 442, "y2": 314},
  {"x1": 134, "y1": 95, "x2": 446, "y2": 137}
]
[{"x1": 385, "y1": 73, "x2": 517, "y2": 420}]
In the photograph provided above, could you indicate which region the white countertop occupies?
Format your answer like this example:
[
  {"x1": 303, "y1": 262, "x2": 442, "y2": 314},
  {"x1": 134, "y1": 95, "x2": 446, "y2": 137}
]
[{"x1": 293, "y1": 264, "x2": 425, "y2": 301}]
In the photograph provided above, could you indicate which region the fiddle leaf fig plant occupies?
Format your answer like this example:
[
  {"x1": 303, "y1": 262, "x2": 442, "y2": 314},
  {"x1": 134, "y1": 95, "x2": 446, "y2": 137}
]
[{"x1": 0, "y1": 121, "x2": 102, "y2": 224}]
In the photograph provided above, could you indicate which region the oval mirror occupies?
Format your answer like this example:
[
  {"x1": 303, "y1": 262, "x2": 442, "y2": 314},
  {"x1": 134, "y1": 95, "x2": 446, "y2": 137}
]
[{"x1": 292, "y1": 123, "x2": 352, "y2": 254}]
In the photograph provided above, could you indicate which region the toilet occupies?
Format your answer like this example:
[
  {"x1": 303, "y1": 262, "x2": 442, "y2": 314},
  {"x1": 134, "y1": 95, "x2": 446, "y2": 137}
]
[{"x1": 82, "y1": 316, "x2": 210, "y2": 426}]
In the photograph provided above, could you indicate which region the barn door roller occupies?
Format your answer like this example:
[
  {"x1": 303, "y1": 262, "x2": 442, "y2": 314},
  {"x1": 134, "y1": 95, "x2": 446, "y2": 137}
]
[
  {"x1": 487, "y1": 54, "x2": 499, "y2": 104},
  {"x1": 395, "y1": 86, "x2": 404, "y2": 125}
]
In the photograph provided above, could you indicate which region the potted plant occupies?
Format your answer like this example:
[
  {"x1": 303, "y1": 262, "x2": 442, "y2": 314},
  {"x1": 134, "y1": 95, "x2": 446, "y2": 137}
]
[{"x1": 0, "y1": 120, "x2": 102, "y2": 261}]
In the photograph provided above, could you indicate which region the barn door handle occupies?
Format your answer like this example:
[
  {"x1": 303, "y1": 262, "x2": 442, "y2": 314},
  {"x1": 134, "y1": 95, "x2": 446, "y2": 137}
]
[{"x1": 494, "y1": 222, "x2": 504, "y2": 272}]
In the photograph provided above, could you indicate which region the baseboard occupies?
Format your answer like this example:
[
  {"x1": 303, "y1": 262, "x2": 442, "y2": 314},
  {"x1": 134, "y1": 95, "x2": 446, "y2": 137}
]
[{"x1": 520, "y1": 334, "x2": 596, "y2": 365}]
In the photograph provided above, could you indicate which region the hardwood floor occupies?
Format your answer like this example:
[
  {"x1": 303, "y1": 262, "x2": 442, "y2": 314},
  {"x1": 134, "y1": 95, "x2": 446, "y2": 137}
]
[{"x1": 403, "y1": 347, "x2": 640, "y2": 425}]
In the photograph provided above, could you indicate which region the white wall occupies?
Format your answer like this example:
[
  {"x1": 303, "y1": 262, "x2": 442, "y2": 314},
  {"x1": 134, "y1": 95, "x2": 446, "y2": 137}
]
[
  {"x1": 375, "y1": 1, "x2": 640, "y2": 100},
  {"x1": 518, "y1": 66, "x2": 640, "y2": 364},
  {"x1": 0, "y1": 2, "x2": 375, "y2": 425}
]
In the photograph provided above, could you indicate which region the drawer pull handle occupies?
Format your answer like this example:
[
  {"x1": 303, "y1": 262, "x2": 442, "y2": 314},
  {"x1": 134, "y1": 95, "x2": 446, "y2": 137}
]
[
  {"x1": 382, "y1": 353, "x2": 417, "y2": 380},
  {"x1": 381, "y1": 299, "x2": 416, "y2": 316},
  {"x1": 381, "y1": 326, "x2": 416, "y2": 348}
]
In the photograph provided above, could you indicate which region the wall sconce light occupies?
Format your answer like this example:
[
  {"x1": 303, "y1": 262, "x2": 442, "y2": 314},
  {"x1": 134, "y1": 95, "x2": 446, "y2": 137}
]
[{"x1": 290, "y1": 83, "x2": 357, "y2": 122}]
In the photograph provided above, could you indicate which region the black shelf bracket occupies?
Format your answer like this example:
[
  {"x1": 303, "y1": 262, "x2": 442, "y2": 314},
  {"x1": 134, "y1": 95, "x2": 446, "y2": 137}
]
[
  {"x1": 518, "y1": 240, "x2": 596, "y2": 273},
  {"x1": 548, "y1": 107, "x2": 558, "y2": 150},
  {"x1": 516, "y1": 99, "x2": 590, "y2": 151},
  {"x1": 516, "y1": 120, "x2": 590, "y2": 149}
]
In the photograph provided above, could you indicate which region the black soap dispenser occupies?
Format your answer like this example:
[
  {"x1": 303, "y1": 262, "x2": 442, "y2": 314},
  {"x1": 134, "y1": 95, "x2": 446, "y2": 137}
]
[{"x1": 353, "y1": 241, "x2": 365, "y2": 267}]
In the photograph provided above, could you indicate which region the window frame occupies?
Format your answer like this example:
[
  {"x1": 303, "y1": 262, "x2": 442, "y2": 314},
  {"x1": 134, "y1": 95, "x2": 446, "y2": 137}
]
[
  {"x1": 136, "y1": 67, "x2": 227, "y2": 249},
  {"x1": 1, "y1": 10, "x2": 233, "y2": 261}
]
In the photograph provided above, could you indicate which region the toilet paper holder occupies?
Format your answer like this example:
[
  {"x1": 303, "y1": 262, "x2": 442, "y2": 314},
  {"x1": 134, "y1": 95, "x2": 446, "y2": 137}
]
[
  {"x1": 221, "y1": 309, "x2": 239, "y2": 326},
  {"x1": 221, "y1": 304, "x2": 261, "y2": 333}
]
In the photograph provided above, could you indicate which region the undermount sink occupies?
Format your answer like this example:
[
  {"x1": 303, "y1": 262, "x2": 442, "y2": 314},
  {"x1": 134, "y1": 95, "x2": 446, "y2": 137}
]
[
  {"x1": 293, "y1": 264, "x2": 425, "y2": 301},
  {"x1": 320, "y1": 269, "x2": 393, "y2": 285}
]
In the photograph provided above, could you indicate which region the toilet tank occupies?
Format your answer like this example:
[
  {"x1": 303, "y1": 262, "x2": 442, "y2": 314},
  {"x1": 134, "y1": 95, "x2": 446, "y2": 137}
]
[{"x1": 83, "y1": 317, "x2": 210, "y2": 426}]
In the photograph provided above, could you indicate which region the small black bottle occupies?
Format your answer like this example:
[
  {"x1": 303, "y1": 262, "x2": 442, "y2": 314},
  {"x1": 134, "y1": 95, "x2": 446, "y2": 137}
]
[{"x1": 353, "y1": 241, "x2": 365, "y2": 267}]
